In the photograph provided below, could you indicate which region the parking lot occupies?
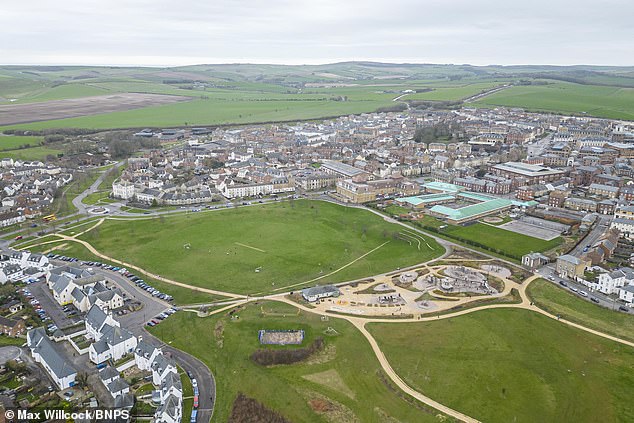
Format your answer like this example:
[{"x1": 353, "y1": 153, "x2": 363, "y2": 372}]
[
  {"x1": 46, "y1": 254, "x2": 175, "y2": 335},
  {"x1": 25, "y1": 281, "x2": 80, "y2": 331}
]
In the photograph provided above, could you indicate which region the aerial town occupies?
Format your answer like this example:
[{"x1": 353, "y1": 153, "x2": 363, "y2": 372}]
[{"x1": 1, "y1": 102, "x2": 634, "y2": 422}]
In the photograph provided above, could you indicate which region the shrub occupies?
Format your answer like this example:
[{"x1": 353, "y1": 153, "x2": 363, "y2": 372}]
[{"x1": 250, "y1": 338, "x2": 324, "y2": 366}]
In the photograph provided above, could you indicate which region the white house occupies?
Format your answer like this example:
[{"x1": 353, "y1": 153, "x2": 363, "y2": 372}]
[
  {"x1": 154, "y1": 394, "x2": 182, "y2": 423},
  {"x1": 590, "y1": 268, "x2": 634, "y2": 294},
  {"x1": 85, "y1": 305, "x2": 120, "y2": 340},
  {"x1": 112, "y1": 181, "x2": 135, "y2": 200},
  {"x1": 71, "y1": 281, "x2": 124, "y2": 312},
  {"x1": 151, "y1": 354, "x2": 178, "y2": 386},
  {"x1": 619, "y1": 285, "x2": 634, "y2": 306},
  {"x1": 159, "y1": 372, "x2": 183, "y2": 403},
  {"x1": 88, "y1": 323, "x2": 137, "y2": 364},
  {"x1": 134, "y1": 341, "x2": 162, "y2": 371},
  {"x1": 27, "y1": 328, "x2": 77, "y2": 389}
]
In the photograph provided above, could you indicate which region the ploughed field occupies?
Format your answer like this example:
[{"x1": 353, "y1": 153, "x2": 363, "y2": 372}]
[{"x1": 0, "y1": 93, "x2": 190, "y2": 126}]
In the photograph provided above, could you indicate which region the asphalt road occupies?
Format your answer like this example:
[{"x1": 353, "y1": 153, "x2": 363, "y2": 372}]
[
  {"x1": 143, "y1": 330, "x2": 216, "y2": 422},
  {"x1": 538, "y1": 265, "x2": 628, "y2": 312},
  {"x1": 569, "y1": 216, "x2": 611, "y2": 257},
  {"x1": 85, "y1": 266, "x2": 217, "y2": 419}
]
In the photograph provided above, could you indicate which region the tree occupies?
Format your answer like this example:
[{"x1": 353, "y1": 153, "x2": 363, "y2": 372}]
[{"x1": 75, "y1": 372, "x2": 88, "y2": 388}]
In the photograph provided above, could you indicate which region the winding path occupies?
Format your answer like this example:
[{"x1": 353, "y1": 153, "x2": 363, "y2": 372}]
[{"x1": 17, "y1": 208, "x2": 634, "y2": 422}]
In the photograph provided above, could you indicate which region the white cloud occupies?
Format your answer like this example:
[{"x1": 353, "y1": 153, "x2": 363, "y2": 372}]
[{"x1": 1, "y1": 0, "x2": 632, "y2": 66}]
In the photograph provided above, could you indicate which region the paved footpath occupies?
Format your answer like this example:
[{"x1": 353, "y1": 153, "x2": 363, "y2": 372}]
[{"x1": 18, "y1": 216, "x2": 634, "y2": 423}]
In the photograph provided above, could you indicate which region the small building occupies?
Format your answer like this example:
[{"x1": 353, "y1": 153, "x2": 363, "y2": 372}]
[
  {"x1": 522, "y1": 253, "x2": 550, "y2": 269},
  {"x1": 556, "y1": 255, "x2": 590, "y2": 279},
  {"x1": 301, "y1": 285, "x2": 340, "y2": 302}
]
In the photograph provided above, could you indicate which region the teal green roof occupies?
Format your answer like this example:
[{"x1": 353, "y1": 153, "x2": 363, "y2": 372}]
[
  {"x1": 430, "y1": 198, "x2": 512, "y2": 221},
  {"x1": 397, "y1": 193, "x2": 455, "y2": 205}
]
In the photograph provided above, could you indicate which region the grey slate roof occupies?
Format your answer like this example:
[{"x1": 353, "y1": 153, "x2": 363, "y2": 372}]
[
  {"x1": 98, "y1": 366, "x2": 120, "y2": 382},
  {"x1": 27, "y1": 328, "x2": 77, "y2": 379}
]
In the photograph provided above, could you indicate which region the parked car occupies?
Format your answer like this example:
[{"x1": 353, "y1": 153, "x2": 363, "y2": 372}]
[
  {"x1": 558, "y1": 281, "x2": 568, "y2": 287},
  {"x1": 619, "y1": 306, "x2": 629, "y2": 312},
  {"x1": 590, "y1": 297, "x2": 600, "y2": 303},
  {"x1": 579, "y1": 291, "x2": 588, "y2": 297},
  {"x1": 570, "y1": 286, "x2": 579, "y2": 293}
]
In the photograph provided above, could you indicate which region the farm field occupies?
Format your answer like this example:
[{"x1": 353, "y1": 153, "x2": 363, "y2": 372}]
[
  {"x1": 0, "y1": 92, "x2": 192, "y2": 126},
  {"x1": 475, "y1": 82, "x2": 634, "y2": 120},
  {"x1": 77, "y1": 200, "x2": 443, "y2": 295},
  {"x1": 1, "y1": 95, "x2": 395, "y2": 131},
  {"x1": 527, "y1": 278, "x2": 634, "y2": 343},
  {"x1": 404, "y1": 81, "x2": 507, "y2": 101},
  {"x1": 369, "y1": 308, "x2": 634, "y2": 423},
  {"x1": 149, "y1": 301, "x2": 448, "y2": 423}
]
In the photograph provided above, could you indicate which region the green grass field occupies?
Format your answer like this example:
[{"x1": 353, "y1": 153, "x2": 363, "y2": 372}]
[
  {"x1": 414, "y1": 216, "x2": 561, "y2": 259},
  {"x1": 149, "y1": 301, "x2": 450, "y2": 423},
  {"x1": 476, "y1": 82, "x2": 634, "y2": 120},
  {"x1": 2, "y1": 96, "x2": 395, "y2": 131},
  {"x1": 2, "y1": 65, "x2": 634, "y2": 129},
  {"x1": 405, "y1": 81, "x2": 506, "y2": 101},
  {"x1": 0, "y1": 135, "x2": 44, "y2": 150},
  {"x1": 369, "y1": 309, "x2": 634, "y2": 423},
  {"x1": 527, "y1": 278, "x2": 634, "y2": 343},
  {"x1": 0, "y1": 145, "x2": 62, "y2": 161},
  {"x1": 25, "y1": 239, "x2": 223, "y2": 305},
  {"x1": 78, "y1": 200, "x2": 443, "y2": 295}
]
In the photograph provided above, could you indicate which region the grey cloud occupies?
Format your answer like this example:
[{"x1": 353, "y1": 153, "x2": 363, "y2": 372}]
[{"x1": 1, "y1": 0, "x2": 632, "y2": 66}]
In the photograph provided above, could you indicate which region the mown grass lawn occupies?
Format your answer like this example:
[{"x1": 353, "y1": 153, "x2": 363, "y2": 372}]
[
  {"x1": 414, "y1": 216, "x2": 561, "y2": 258},
  {"x1": 369, "y1": 308, "x2": 634, "y2": 423},
  {"x1": 527, "y1": 278, "x2": 634, "y2": 343},
  {"x1": 25, "y1": 239, "x2": 223, "y2": 305},
  {"x1": 79, "y1": 200, "x2": 443, "y2": 295},
  {"x1": 149, "y1": 301, "x2": 449, "y2": 423}
]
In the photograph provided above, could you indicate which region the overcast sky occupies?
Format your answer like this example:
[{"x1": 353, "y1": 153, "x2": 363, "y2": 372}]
[{"x1": 2, "y1": 0, "x2": 632, "y2": 67}]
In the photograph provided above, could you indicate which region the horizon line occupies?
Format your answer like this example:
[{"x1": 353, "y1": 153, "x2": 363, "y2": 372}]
[{"x1": 1, "y1": 60, "x2": 633, "y2": 69}]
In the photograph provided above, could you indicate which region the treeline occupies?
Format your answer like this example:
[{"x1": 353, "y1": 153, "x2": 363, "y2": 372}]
[
  {"x1": 109, "y1": 136, "x2": 161, "y2": 159},
  {"x1": 413, "y1": 122, "x2": 463, "y2": 143},
  {"x1": 376, "y1": 103, "x2": 408, "y2": 113},
  {"x1": 250, "y1": 338, "x2": 324, "y2": 366},
  {"x1": 228, "y1": 393, "x2": 291, "y2": 423},
  {"x1": 3, "y1": 128, "x2": 99, "y2": 136}
]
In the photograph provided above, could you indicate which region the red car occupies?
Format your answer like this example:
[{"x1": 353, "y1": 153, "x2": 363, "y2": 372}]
[
  {"x1": 193, "y1": 395, "x2": 199, "y2": 408},
  {"x1": 14, "y1": 236, "x2": 23, "y2": 240}
]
